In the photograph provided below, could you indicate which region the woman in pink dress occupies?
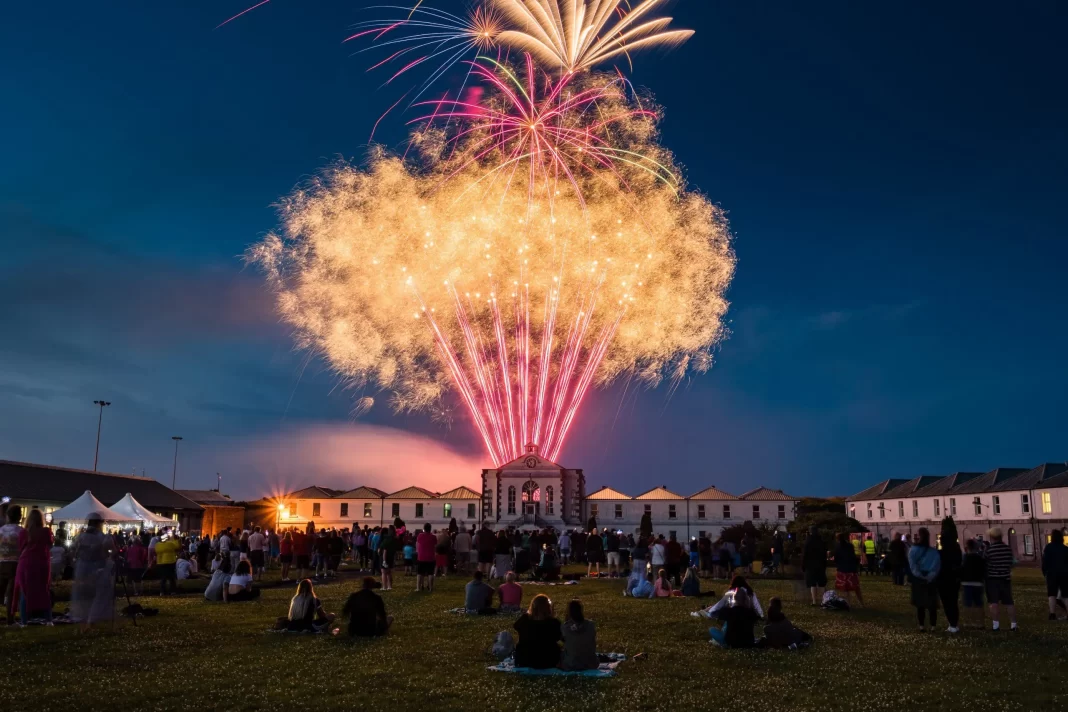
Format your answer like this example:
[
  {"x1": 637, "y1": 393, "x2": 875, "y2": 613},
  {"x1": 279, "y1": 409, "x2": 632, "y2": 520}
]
[{"x1": 14, "y1": 509, "x2": 53, "y2": 625}]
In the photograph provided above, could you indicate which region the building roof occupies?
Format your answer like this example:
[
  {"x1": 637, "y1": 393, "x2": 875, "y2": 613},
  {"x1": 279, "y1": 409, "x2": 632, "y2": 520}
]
[
  {"x1": 688, "y1": 485, "x2": 739, "y2": 500},
  {"x1": 910, "y1": 472, "x2": 983, "y2": 497},
  {"x1": 0, "y1": 460, "x2": 201, "y2": 511},
  {"x1": 947, "y1": 468, "x2": 1029, "y2": 495},
  {"x1": 739, "y1": 487, "x2": 796, "y2": 501},
  {"x1": 847, "y1": 479, "x2": 910, "y2": 502},
  {"x1": 438, "y1": 486, "x2": 481, "y2": 500},
  {"x1": 635, "y1": 486, "x2": 685, "y2": 500},
  {"x1": 879, "y1": 476, "x2": 945, "y2": 500},
  {"x1": 587, "y1": 486, "x2": 633, "y2": 500},
  {"x1": 288, "y1": 486, "x2": 344, "y2": 500},
  {"x1": 175, "y1": 489, "x2": 239, "y2": 506},
  {"x1": 333, "y1": 486, "x2": 388, "y2": 500},
  {"x1": 991, "y1": 463, "x2": 1068, "y2": 493},
  {"x1": 387, "y1": 486, "x2": 438, "y2": 499}
]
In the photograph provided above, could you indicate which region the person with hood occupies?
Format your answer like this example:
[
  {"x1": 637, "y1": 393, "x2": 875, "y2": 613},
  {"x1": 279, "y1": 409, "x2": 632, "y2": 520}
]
[
  {"x1": 938, "y1": 517, "x2": 962, "y2": 633},
  {"x1": 801, "y1": 527, "x2": 828, "y2": 605},
  {"x1": 908, "y1": 527, "x2": 941, "y2": 632},
  {"x1": 1042, "y1": 529, "x2": 1068, "y2": 621},
  {"x1": 559, "y1": 599, "x2": 598, "y2": 671}
]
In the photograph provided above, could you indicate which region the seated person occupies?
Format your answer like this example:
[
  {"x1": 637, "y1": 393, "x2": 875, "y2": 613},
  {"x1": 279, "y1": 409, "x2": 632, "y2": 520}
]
[
  {"x1": 498, "y1": 571, "x2": 523, "y2": 613},
  {"x1": 50, "y1": 541, "x2": 69, "y2": 581},
  {"x1": 176, "y1": 553, "x2": 198, "y2": 580},
  {"x1": 709, "y1": 588, "x2": 761, "y2": 648},
  {"x1": 204, "y1": 558, "x2": 231, "y2": 601},
  {"x1": 342, "y1": 577, "x2": 393, "y2": 637},
  {"x1": 559, "y1": 599, "x2": 598, "y2": 671},
  {"x1": 757, "y1": 597, "x2": 812, "y2": 649},
  {"x1": 702, "y1": 575, "x2": 764, "y2": 618},
  {"x1": 535, "y1": 545, "x2": 559, "y2": 581},
  {"x1": 681, "y1": 566, "x2": 716, "y2": 598},
  {"x1": 653, "y1": 569, "x2": 673, "y2": 597},
  {"x1": 464, "y1": 570, "x2": 497, "y2": 614},
  {"x1": 226, "y1": 560, "x2": 260, "y2": 601},
  {"x1": 280, "y1": 578, "x2": 336, "y2": 632},
  {"x1": 513, "y1": 594, "x2": 562, "y2": 669},
  {"x1": 625, "y1": 572, "x2": 656, "y2": 598}
]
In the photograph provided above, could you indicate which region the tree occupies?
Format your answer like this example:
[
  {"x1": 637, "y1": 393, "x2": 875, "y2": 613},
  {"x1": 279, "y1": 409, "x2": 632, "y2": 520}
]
[{"x1": 639, "y1": 511, "x2": 652, "y2": 539}]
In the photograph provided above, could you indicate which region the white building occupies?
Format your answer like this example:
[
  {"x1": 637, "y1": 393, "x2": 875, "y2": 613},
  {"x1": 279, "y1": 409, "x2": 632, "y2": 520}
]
[
  {"x1": 846, "y1": 462, "x2": 1068, "y2": 563},
  {"x1": 274, "y1": 447, "x2": 798, "y2": 539}
]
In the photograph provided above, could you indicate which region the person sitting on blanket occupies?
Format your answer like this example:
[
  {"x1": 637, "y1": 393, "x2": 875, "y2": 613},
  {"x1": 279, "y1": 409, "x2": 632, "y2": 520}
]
[
  {"x1": 756, "y1": 596, "x2": 812, "y2": 650},
  {"x1": 342, "y1": 577, "x2": 393, "y2": 637},
  {"x1": 625, "y1": 572, "x2": 656, "y2": 598},
  {"x1": 681, "y1": 566, "x2": 717, "y2": 598},
  {"x1": 465, "y1": 570, "x2": 497, "y2": 615},
  {"x1": 653, "y1": 569, "x2": 673, "y2": 597},
  {"x1": 498, "y1": 572, "x2": 523, "y2": 613},
  {"x1": 560, "y1": 599, "x2": 598, "y2": 671},
  {"x1": 279, "y1": 578, "x2": 336, "y2": 632},
  {"x1": 701, "y1": 575, "x2": 765, "y2": 618},
  {"x1": 513, "y1": 594, "x2": 562, "y2": 669},
  {"x1": 226, "y1": 560, "x2": 260, "y2": 601},
  {"x1": 709, "y1": 587, "x2": 761, "y2": 649}
]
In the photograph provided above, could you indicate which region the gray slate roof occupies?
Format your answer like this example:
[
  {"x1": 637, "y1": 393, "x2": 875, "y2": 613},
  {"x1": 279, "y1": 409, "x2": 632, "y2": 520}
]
[{"x1": 0, "y1": 460, "x2": 201, "y2": 511}]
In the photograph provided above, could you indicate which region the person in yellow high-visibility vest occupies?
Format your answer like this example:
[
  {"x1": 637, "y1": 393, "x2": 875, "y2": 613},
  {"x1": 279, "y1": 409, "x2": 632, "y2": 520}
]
[
  {"x1": 864, "y1": 535, "x2": 878, "y2": 574},
  {"x1": 851, "y1": 535, "x2": 864, "y2": 569}
]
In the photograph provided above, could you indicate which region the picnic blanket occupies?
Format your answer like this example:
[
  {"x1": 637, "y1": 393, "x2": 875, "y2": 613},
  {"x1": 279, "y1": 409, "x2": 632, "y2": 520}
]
[
  {"x1": 266, "y1": 626, "x2": 332, "y2": 634},
  {"x1": 21, "y1": 614, "x2": 77, "y2": 626},
  {"x1": 525, "y1": 580, "x2": 579, "y2": 586},
  {"x1": 487, "y1": 652, "x2": 625, "y2": 677}
]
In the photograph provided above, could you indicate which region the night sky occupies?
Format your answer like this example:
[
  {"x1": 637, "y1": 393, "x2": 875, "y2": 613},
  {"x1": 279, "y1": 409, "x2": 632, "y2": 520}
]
[{"x1": 2, "y1": 1, "x2": 1065, "y2": 500}]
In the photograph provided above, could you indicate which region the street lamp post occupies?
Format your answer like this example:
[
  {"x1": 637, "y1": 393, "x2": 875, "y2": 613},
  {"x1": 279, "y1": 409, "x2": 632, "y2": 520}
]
[
  {"x1": 92, "y1": 400, "x2": 111, "y2": 471},
  {"x1": 171, "y1": 436, "x2": 183, "y2": 489}
]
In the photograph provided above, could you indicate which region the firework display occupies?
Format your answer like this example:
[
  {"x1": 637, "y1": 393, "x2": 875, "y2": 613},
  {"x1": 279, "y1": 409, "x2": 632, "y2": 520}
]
[{"x1": 249, "y1": 1, "x2": 736, "y2": 466}]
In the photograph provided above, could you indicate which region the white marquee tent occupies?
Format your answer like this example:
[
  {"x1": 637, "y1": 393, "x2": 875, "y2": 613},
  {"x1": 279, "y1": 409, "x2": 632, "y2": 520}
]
[
  {"x1": 49, "y1": 490, "x2": 135, "y2": 524},
  {"x1": 109, "y1": 493, "x2": 173, "y2": 527}
]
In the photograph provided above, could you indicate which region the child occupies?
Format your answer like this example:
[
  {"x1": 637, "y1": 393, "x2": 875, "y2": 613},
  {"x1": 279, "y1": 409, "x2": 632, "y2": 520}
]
[
  {"x1": 960, "y1": 539, "x2": 986, "y2": 629},
  {"x1": 403, "y1": 541, "x2": 416, "y2": 576}
]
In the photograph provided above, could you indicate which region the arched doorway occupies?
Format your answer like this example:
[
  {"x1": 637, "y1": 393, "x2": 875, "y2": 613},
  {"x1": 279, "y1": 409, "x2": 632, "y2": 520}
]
[{"x1": 522, "y1": 480, "x2": 540, "y2": 521}]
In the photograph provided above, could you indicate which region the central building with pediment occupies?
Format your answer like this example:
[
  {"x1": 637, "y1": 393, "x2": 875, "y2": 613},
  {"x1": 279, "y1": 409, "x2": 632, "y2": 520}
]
[{"x1": 481, "y1": 444, "x2": 586, "y2": 529}]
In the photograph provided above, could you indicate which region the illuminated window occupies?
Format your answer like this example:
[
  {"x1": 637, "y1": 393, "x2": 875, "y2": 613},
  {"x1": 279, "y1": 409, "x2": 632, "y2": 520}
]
[
  {"x1": 697, "y1": 505, "x2": 706, "y2": 519},
  {"x1": 752, "y1": 505, "x2": 760, "y2": 520},
  {"x1": 340, "y1": 503, "x2": 348, "y2": 517},
  {"x1": 507, "y1": 486, "x2": 516, "y2": 515},
  {"x1": 992, "y1": 496, "x2": 1000, "y2": 515},
  {"x1": 1042, "y1": 491, "x2": 1052, "y2": 514},
  {"x1": 312, "y1": 503, "x2": 321, "y2": 518},
  {"x1": 546, "y1": 486, "x2": 554, "y2": 515},
  {"x1": 467, "y1": 503, "x2": 476, "y2": 519},
  {"x1": 778, "y1": 504, "x2": 787, "y2": 519},
  {"x1": 723, "y1": 504, "x2": 731, "y2": 519},
  {"x1": 912, "y1": 500, "x2": 918, "y2": 517},
  {"x1": 614, "y1": 504, "x2": 623, "y2": 519},
  {"x1": 669, "y1": 504, "x2": 677, "y2": 520},
  {"x1": 415, "y1": 503, "x2": 424, "y2": 519},
  {"x1": 364, "y1": 503, "x2": 373, "y2": 518},
  {"x1": 1021, "y1": 494, "x2": 1030, "y2": 514},
  {"x1": 443, "y1": 503, "x2": 452, "y2": 518},
  {"x1": 391, "y1": 503, "x2": 399, "y2": 518}
]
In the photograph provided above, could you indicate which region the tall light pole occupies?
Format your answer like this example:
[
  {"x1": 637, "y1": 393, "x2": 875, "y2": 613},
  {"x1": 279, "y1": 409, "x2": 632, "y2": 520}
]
[
  {"x1": 171, "y1": 436, "x2": 183, "y2": 489},
  {"x1": 92, "y1": 400, "x2": 111, "y2": 471}
]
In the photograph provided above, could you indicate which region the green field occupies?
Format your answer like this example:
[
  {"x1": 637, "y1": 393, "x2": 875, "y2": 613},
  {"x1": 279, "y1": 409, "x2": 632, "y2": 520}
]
[{"x1": 2, "y1": 566, "x2": 1066, "y2": 711}]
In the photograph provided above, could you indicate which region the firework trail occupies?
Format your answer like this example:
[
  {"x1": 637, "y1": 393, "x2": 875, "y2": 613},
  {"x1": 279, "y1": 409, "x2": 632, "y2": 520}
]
[{"x1": 249, "y1": 2, "x2": 735, "y2": 466}]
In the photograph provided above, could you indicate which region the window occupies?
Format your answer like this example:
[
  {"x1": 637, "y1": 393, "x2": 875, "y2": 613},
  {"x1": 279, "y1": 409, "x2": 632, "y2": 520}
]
[
  {"x1": 591, "y1": 504, "x2": 599, "y2": 519},
  {"x1": 778, "y1": 504, "x2": 786, "y2": 519},
  {"x1": 911, "y1": 500, "x2": 918, "y2": 517},
  {"x1": 507, "y1": 486, "x2": 517, "y2": 515},
  {"x1": 415, "y1": 503, "x2": 424, "y2": 519},
  {"x1": 973, "y1": 497, "x2": 982, "y2": 516},
  {"x1": 340, "y1": 503, "x2": 348, "y2": 517},
  {"x1": 1042, "y1": 491, "x2": 1052, "y2": 514},
  {"x1": 698, "y1": 531, "x2": 706, "y2": 540},
  {"x1": 752, "y1": 505, "x2": 760, "y2": 520},
  {"x1": 934, "y1": 499, "x2": 940, "y2": 516},
  {"x1": 467, "y1": 503, "x2": 476, "y2": 519},
  {"x1": 723, "y1": 504, "x2": 731, "y2": 519},
  {"x1": 949, "y1": 498, "x2": 956, "y2": 516},
  {"x1": 866, "y1": 503, "x2": 872, "y2": 519},
  {"x1": 485, "y1": 501, "x2": 492, "y2": 517},
  {"x1": 1021, "y1": 494, "x2": 1030, "y2": 514},
  {"x1": 443, "y1": 502, "x2": 452, "y2": 518},
  {"x1": 364, "y1": 503, "x2": 373, "y2": 518},
  {"x1": 669, "y1": 504, "x2": 677, "y2": 519},
  {"x1": 288, "y1": 503, "x2": 296, "y2": 517},
  {"x1": 992, "y1": 496, "x2": 1000, "y2": 515},
  {"x1": 898, "y1": 501, "x2": 904, "y2": 517},
  {"x1": 669, "y1": 531, "x2": 677, "y2": 540},
  {"x1": 614, "y1": 504, "x2": 623, "y2": 519},
  {"x1": 849, "y1": 504, "x2": 855, "y2": 518},
  {"x1": 546, "y1": 486, "x2": 554, "y2": 515},
  {"x1": 1024, "y1": 534, "x2": 1034, "y2": 556},
  {"x1": 879, "y1": 504, "x2": 885, "y2": 519},
  {"x1": 697, "y1": 504, "x2": 706, "y2": 519},
  {"x1": 312, "y1": 502, "x2": 321, "y2": 518},
  {"x1": 391, "y1": 503, "x2": 400, "y2": 518},
  {"x1": 644, "y1": 504, "x2": 652, "y2": 514}
]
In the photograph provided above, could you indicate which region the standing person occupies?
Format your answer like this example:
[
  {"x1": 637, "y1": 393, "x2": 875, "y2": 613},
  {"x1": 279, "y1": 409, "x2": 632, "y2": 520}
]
[
  {"x1": 268, "y1": 529, "x2": 280, "y2": 569},
  {"x1": 435, "y1": 528, "x2": 452, "y2": 578},
  {"x1": 14, "y1": 509, "x2": 53, "y2": 625},
  {"x1": 801, "y1": 527, "x2": 828, "y2": 606},
  {"x1": 559, "y1": 530, "x2": 571, "y2": 565},
  {"x1": 125, "y1": 536, "x2": 149, "y2": 596},
  {"x1": 247, "y1": 527, "x2": 265, "y2": 581},
  {"x1": 218, "y1": 528, "x2": 232, "y2": 570},
  {"x1": 196, "y1": 535, "x2": 211, "y2": 573},
  {"x1": 959, "y1": 539, "x2": 987, "y2": 629},
  {"x1": 864, "y1": 534, "x2": 878, "y2": 575},
  {"x1": 415, "y1": 523, "x2": 437, "y2": 592},
  {"x1": 665, "y1": 534, "x2": 684, "y2": 586},
  {"x1": 605, "y1": 530, "x2": 621, "y2": 577},
  {"x1": 493, "y1": 530, "x2": 512, "y2": 580},
  {"x1": 770, "y1": 531, "x2": 785, "y2": 575},
  {"x1": 629, "y1": 536, "x2": 649, "y2": 588},
  {"x1": 833, "y1": 532, "x2": 864, "y2": 607},
  {"x1": 1043, "y1": 529, "x2": 1068, "y2": 621},
  {"x1": 585, "y1": 528, "x2": 604, "y2": 577},
  {"x1": 0, "y1": 505, "x2": 25, "y2": 625},
  {"x1": 984, "y1": 527, "x2": 1017, "y2": 632},
  {"x1": 154, "y1": 529, "x2": 182, "y2": 597},
  {"x1": 70, "y1": 514, "x2": 116, "y2": 630},
  {"x1": 513, "y1": 594, "x2": 562, "y2": 669},
  {"x1": 560, "y1": 599, "x2": 598, "y2": 671},
  {"x1": 342, "y1": 577, "x2": 393, "y2": 637},
  {"x1": 477, "y1": 524, "x2": 495, "y2": 576},
  {"x1": 454, "y1": 526, "x2": 471, "y2": 575},
  {"x1": 908, "y1": 527, "x2": 941, "y2": 632},
  {"x1": 293, "y1": 527, "x2": 309, "y2": 580},
  {"x1": 888, "y1": 534, "x2": 908, "y2": 586},
  {"x1": 650, "y1": 535, "x2": 667, "y2": 580},
  {"x1": 379, "y1": 526, "x2": 397, "y2": 591},
  {"x1": 938, "y1": 518, "x2": 962, "y2": 633},
  {"x1": 279, "y1": 531, "x2": 294, "y2": 581}
]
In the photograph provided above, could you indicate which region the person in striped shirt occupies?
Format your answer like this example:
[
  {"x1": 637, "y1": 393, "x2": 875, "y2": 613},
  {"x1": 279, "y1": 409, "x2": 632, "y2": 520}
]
[{"x1": 984, "y1": 527, "x2": 1017, "y2": 632}]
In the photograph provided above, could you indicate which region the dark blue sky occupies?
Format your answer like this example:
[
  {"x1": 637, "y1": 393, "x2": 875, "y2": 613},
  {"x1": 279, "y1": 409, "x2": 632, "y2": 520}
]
[{"x1": 2, "y1": 1, "x2": 1065, "y2": 500}]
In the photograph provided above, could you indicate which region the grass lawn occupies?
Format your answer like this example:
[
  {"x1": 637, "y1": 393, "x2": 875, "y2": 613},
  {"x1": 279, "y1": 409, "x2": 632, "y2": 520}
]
[{"x1": 2, "y1": 566, "x2": 1066, "y2": 711}]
